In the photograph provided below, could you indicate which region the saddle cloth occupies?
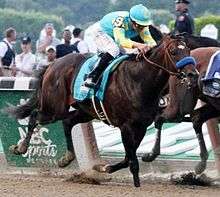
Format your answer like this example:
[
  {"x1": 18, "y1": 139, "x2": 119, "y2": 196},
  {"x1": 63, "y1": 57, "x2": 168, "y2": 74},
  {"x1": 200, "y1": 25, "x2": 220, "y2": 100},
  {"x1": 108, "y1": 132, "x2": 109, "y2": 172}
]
[
  {"x1": 73, "y1": 54, "x2": 129, "y2": 101},
  {"x1": 202, "y1": 50, "x2": 220, "y2": 97}
]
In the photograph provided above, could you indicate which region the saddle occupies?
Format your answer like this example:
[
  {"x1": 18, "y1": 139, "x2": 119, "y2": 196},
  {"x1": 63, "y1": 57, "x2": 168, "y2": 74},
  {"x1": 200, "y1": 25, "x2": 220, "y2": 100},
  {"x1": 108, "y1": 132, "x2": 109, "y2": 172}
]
[{"x1": 73, "y1": 54, "x2": 129, "y2": 102}]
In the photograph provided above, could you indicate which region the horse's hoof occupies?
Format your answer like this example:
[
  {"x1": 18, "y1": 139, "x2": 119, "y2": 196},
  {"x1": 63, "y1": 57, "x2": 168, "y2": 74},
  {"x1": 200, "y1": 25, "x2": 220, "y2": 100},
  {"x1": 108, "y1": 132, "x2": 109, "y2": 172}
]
[
  {"x1": 92, "y1": 164, "x2": 111, "y2": 173},
  {"x1": 9, "y1": 144, "x2": 27, "y2": 155},
  {"x1": 195, "y1": 161, "x2": 207, "y2": 174},
  {"x1": 142, "y1": 153, "x2": 157, "y2": 162},
  {"x1": 58, "y1": 151, "x2": 75, "y2": 168},
  {"x1": 9, "y1": 145, "x2": 21, "y2": 155},
  {"x1": 133, "y1": 177, "x2": 140, "y2": 187}
]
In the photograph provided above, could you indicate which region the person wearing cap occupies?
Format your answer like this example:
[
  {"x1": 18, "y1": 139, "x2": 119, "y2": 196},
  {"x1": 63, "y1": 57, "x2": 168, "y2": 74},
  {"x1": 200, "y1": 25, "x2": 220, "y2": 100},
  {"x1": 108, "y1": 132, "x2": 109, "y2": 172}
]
[
  {"x1": 0, "y1": 27, "x2": 16, "y2": 76},
  {"x1": 82, "y1": 4, "x2": 156, "y2": 88},
  {"x1": 46, "y1": 45, "x2": 56, "y2": 63},
  {"x1": 13, "y1": 36, "x2": 36, "y2": 77},
  {"x1": 36, "y1": 45, "x2": 56, "y2": 70},
  {"x1": 36, "y1": 23, "x2": 60, "y2": 61},
  {"x1": 174, "y1": 0, "x2": 194, "y2": 35}
]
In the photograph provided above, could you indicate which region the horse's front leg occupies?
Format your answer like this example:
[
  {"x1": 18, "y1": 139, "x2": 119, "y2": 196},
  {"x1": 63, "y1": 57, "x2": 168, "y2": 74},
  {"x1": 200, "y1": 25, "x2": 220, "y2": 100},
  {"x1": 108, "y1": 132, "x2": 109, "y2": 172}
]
[
  {"x1": 191, "y1": 104, "x2": 220, "y2": 174},
  {"x1": 10, "y1": 110, "x2": 38, "y2": 155},
  {"x1": 93, "y1": 154, "x2": 129, "y2": 174},
  {"x1": 142, "y1": 116, "x2": 163, "y2": 162},
  {"x1": 94, "y1": 123, "x2": 147, "y2": 187}
]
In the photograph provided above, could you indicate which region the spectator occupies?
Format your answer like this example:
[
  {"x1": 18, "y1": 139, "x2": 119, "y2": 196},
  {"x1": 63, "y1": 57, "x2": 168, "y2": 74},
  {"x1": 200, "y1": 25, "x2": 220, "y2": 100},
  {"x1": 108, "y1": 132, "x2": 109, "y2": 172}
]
[
  {"x1": 174, "y1": 0, "x2": 194, "y2": 35},
  {"x1": 56, "y1": 29, "x2": 75, "y2": 58},
  {"x1": 36, "y1": 45, "x2": 56, "y2": 70},
  {"x1": 12, "y1": 36, "x2": 36, "y2": 77},
  {"x1": 0, "y1": 27, "x2": 16, "y2": 76},
  {"x1": 36, "y1": 23, "x2": 60, "y2": 61},
  {"x1": 72, "y1": 28, "x2": 89, "y2": 53},
  {"x1": 63, "y1": 25, "x2": 75, "y2": 43}
]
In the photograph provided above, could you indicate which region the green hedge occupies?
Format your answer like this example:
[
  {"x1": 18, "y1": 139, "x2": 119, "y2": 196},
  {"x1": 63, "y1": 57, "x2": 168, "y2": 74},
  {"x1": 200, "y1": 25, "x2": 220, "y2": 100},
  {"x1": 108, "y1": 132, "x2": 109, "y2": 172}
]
[
  {"x1": 169, "y1": 15, "x2": 220, "y2": 39},
  {"x1": 0, "y1": 8, "x2": 65, "y2": 52}
]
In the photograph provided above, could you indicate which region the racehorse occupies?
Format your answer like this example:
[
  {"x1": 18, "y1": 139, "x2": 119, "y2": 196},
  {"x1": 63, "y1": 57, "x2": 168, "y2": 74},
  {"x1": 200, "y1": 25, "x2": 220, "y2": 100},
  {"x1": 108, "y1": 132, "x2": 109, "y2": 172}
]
[
  {"x1": 148, "y1": 25, "x2": 220, "y2": 49},
  {"x1": 41, "y1": 27, "x2": 220, "y2": 170},
  {"x1": 140, "y1": 26, "x2": 220, "y2": 174},
  {"x1": 142, "y1": 46, "x2": 220, "y2": 175},
  {"x1": 180, "y1": 33, "x2": 220, "y2": 50},
  {"x1": 5, "y1": 33, "x2": 197, "y2": 187}
]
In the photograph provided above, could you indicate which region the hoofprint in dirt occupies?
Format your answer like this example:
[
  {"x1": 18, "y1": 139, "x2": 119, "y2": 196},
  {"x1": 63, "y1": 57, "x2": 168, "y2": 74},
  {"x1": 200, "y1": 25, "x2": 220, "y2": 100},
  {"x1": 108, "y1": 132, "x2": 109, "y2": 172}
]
[{"x1": 0, "y1": 172, "x2": 220, "y2": 197}]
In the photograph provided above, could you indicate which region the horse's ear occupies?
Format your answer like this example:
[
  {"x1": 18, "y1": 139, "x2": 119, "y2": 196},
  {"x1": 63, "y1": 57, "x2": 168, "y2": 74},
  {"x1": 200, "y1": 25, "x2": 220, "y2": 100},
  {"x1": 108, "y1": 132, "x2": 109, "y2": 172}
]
[{"x1": 149, "y1": 25, "x2": 164, "y2": 44}]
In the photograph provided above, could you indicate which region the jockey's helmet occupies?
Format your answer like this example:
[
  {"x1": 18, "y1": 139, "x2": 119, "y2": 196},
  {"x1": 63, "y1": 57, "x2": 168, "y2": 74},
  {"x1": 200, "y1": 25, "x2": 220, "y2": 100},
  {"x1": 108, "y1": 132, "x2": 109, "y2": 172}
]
[{"x1": 129, "y1": 4, "x2": 152, "y2": 26}]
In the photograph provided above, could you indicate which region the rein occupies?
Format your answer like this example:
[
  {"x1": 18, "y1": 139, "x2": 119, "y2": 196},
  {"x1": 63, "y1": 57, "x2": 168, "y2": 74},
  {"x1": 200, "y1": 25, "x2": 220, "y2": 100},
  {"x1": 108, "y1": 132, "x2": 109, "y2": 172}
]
[
  {"x1": 140, "y1": 39, "x2": 187, "y2": 77},
  {"x1": 141, "y1": 53, "x2": 180, "y2": 77}
]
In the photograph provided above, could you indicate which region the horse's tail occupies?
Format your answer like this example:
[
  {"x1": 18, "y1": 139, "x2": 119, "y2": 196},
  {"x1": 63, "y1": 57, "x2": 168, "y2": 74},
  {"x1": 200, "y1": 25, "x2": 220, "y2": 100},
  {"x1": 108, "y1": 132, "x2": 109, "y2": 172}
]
[{"x1": 3, "y1": 68, "x2": 47, "y2": 119}]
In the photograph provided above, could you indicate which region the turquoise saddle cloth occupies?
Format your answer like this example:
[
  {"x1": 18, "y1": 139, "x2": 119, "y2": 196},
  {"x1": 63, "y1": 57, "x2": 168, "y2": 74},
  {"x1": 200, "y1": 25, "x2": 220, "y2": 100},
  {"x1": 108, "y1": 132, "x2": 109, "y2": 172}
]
[{"x1": 73, "y1": 54, "x2": 129, "y2": 101}]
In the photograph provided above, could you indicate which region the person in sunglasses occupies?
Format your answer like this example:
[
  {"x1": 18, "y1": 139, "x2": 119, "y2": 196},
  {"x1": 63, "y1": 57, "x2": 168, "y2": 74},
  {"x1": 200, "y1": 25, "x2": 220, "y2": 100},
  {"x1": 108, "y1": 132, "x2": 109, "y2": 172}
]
[{"x1": 83, "y1": 4, "x2": 156, "y2": 88}]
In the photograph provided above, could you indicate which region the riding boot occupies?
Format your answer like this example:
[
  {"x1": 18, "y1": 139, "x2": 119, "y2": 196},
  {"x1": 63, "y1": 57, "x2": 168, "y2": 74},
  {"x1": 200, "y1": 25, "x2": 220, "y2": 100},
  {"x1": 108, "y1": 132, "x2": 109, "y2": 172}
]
[{"x1": 84, "y1": 52, "x2": 114, "y2": 88}]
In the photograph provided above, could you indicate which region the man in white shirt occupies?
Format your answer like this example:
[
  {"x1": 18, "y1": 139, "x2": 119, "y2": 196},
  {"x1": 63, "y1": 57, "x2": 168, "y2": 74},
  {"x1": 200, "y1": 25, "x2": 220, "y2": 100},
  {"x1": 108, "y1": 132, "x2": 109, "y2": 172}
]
[
  {"x1": 13, "y1": 36, "x2": 36, "y2": 77},
  {"x1": 0, "y1": 27, "x2": 16, "y2": 76},
  {"x1": 72, "y1": 28, "x2": 89, "y2": 53}
]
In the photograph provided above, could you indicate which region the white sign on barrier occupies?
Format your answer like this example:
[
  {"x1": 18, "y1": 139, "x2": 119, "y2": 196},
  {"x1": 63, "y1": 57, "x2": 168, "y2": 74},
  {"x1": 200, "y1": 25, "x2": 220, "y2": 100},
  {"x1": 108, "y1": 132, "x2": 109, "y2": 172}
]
[
  {"x1": 200, "y1": 24, "x2": 218, "y2": 40},
  {"x1": 159, "y1": 24, "x2": 170, "y2": 34}
]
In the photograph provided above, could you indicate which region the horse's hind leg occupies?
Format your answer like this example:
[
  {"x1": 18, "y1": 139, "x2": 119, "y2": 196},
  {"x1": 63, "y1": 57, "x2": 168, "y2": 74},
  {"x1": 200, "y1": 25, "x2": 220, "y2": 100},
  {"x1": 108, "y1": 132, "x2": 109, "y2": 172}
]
[
  {"x1": 10, "y1": 110, "x2": 38, "y2": 155},
  {"x1": 191, "y1": 104, "x2": 220, "y2": 174},
  {"x1": 57, "y1": 118, "x2": 76, "y2": 168},
  {"x1": 58, "y1": 110, "x2": 93, "y2": 168}
]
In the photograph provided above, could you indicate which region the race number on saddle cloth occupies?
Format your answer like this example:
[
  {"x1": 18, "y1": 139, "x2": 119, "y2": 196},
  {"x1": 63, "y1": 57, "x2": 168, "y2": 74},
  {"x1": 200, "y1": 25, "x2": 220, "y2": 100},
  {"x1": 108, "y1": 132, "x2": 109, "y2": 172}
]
[
  {"x1": 73, "y1": 54, "x2": 129, "y2": 101},
  {"x1": 201, "y1": 50, "x2": 220, "y2": 97}
]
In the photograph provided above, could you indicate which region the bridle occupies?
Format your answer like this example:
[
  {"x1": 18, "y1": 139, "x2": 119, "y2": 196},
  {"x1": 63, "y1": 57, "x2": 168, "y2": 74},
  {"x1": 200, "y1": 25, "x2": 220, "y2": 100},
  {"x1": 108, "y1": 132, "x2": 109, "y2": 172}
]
[{"x1": 140, "y1": 39, "x2": 190, "y2": 78}]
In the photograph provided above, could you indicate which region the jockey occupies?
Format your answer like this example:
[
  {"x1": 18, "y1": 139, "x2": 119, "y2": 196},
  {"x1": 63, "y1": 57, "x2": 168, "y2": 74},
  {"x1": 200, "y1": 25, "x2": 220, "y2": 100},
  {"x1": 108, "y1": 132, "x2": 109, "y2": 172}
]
[{"x1": 83, "y1": 4, "x2": 156, "y2": 88}]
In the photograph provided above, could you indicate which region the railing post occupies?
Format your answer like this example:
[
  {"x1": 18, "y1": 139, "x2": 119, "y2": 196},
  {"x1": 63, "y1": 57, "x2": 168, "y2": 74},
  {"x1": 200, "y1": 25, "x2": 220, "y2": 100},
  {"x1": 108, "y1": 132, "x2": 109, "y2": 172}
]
[{"x1": 71, "y1": 122, "x2": 100, "y2": 171}]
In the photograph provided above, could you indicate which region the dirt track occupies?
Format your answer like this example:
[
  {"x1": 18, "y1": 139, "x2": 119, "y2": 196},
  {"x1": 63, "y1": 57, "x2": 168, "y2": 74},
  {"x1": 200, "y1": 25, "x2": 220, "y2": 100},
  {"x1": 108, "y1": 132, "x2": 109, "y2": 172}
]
[{"x1": 0, "y1": 174, "x2": 220, "y2": 197}]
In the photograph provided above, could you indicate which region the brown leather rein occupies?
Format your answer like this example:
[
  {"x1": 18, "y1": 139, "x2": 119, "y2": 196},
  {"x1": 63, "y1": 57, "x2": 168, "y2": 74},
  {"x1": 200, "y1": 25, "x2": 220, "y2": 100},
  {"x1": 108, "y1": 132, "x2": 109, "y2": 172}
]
[{"x1": 138, "y1": 40, "x2": 188, "y2": 77}]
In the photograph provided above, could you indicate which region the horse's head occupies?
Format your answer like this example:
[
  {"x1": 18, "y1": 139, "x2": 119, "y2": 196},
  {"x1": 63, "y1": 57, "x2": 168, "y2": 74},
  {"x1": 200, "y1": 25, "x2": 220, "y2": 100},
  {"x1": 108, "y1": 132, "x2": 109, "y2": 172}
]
[
  {"x1": 149, "y1": 25, "x2": 199, "y2": 115},
  {"x1": 149, "y1": 27, "x2": 198, "y2": 81}
]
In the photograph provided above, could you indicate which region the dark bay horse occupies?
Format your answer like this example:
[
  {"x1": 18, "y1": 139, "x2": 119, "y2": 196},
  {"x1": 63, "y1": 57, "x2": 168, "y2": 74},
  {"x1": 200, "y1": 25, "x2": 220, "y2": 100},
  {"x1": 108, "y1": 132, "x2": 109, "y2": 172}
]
[
  {"x1": 180, "y1": 32, "x2": 220, "y2": 50},
  {"x1": 148, "y1": 25, "x2": 220, "y2": 50},
  {"x1": 140, "y1": 27, "x2": 220, "y2": 174},
  {"x1": 142, "y1": 47, "x2": 220, "y2": 175},
  {"x1": 5, "y1": 34, "x2": 197, "y2": 187}
]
